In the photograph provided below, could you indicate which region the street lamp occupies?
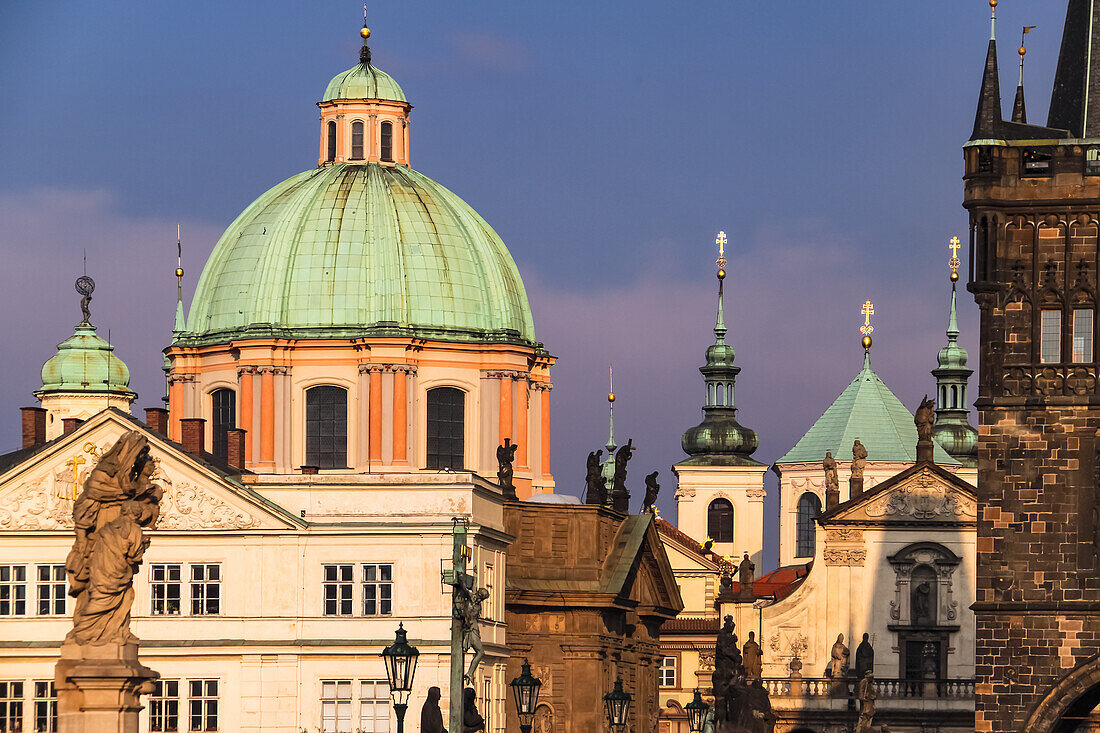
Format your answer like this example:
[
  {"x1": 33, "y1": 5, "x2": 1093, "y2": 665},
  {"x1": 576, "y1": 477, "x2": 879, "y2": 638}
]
[
  {"x1": 509, "y1": 657, "x2": 542, "y2": 733},
  {"x1": 381, "y1": 623, "x2": 420, "y2": 733},
  {"x1": 603, "y1": 678, "x2": 632, "y2": 732},
  {"x1": 685, "y1": 689, "x2": 709, "y2": 733}
]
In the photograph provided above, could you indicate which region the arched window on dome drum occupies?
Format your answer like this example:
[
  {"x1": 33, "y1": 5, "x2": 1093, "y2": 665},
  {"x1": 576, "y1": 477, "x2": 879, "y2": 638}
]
[
  {"x1": 426, "y1": 387, "x2": 464, "y2": 470},
  {"x1": 380, "y1": 121, "x2": 393, "y2": 162},
  {"x1": 351, "y1": 121, "x2": 364, "y2": 160},
  {"x1": 707, "y1": 499, "x2": 734, "y2": 543},
  {"x1": 707, "y1": 383, "x2": 715, "y2": 406},
  {"x1": 306, "y1": 386, "x2": 348, "y2": 469},
  {"x1": 211, "y1": 389, "x2": 235, "y2": 464},
  {"x1": 326, "y1": 121, "x2": 337, "y2": 162},
  {"x1": 796, "y1": 493, "x2": 821, "y2": 558},
  {"x1": 950, "y1": 385, "x2": 958, "y2": 409},
  {"x1": 726, "y1": 384, "x2": 733, "y2": 406}
]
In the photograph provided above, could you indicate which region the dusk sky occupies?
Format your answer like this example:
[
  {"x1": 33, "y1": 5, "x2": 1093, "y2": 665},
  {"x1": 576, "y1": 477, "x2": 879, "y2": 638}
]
[{"x1": 0, "y1": 2, "x2": 1068, "y2": 565}]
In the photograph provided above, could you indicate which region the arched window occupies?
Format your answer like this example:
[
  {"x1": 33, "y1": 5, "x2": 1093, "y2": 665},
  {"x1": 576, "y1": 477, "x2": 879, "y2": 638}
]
[
  {"x1": 426, "y1": 387, "x2": 464, "y2": 469},
  {"x1": 940, "y1": 385, "x2": 947, "y2": 409},
  {"x1": 351, "y1": 121, "x2": 364, "y2": 160},
  {"x1": 726, "y1": 384, "x2": 733, "y2": 406},
  {"x1": 950, "y1": 385, "x2": 958, "y2": 409},
  {"x1": 380, "y1": 121, "x2": 393, "y2": 162},
  {"x1": 326, "y1": 121, "x2": 337, "y2": 162},
  {"x1": 211, "y1": 388, "x2": 236, "y2": 463},
  {"x1": 707, "y1": 498, "x2": 734, "y2": 543},
  {"x1": 715, "y1": 383, "x2": 725, "y2": 406},
  {"x1": 796, "y1": 493, "x2": 821, "y2": 557},
  {"x1": 306, "y1": 386, "x2": 348, "y2": 469},
  {"x1": 707, "y1": 383, "x2": 715, "y2": 406}
]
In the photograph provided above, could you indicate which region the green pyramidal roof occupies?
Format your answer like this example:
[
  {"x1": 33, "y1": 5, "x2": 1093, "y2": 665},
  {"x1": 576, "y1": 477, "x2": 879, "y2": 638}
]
[{"x1": 778, "y1": 353, "x2": 958, "y2": 465}]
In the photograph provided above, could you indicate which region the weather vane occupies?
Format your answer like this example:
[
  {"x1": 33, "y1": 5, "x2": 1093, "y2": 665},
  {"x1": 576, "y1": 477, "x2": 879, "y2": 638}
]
[
  {"x1": 860, "y1": 300, "x2": 874, "y2": 351},
  {"x1": 949, "y1": 235, "x2": 962, "y2": 282},
  {"x1": 716, "y1": 231, "x2": 727, "y2": 280}
]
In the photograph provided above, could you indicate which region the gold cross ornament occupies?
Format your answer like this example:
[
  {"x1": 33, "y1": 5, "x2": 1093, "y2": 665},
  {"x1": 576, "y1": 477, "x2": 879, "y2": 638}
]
[
  {"x1": 62, "y1": 455, "x2": 85, "y2": 501},
  {"x1": 949, "y1": 235, "x2": 962, "y2": 282},
  {"x1": 860, "y1": 300, "x2": 875, "y2": 350},
  {"x1": 716, "y1": 230, "x2": 727, "y2": 278}
]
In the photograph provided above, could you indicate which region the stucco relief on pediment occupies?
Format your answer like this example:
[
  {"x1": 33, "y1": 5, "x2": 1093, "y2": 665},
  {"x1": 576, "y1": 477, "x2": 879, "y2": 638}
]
[
  {"x1": 0, "y1": 446, "x2": 267, "y2": 531},
  {"x1": 860, "y1": 471, "x2": 976, "y2": 521}
]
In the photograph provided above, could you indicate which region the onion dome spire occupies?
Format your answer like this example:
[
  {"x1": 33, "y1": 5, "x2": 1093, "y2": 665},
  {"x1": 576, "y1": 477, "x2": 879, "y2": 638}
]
[
  {"x1": 601, "y1": 365, "x2": 618, "y2": 486},
  {"x1": 680, "y1": 232, "x2": 761, "y2": 465},
  {"x1": 932, "y1": 236, "x2": 978, "y2": 467}
]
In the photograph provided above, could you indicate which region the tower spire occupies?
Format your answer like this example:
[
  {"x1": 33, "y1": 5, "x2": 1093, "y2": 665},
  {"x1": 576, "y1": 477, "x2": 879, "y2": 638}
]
[
  {"x1": 1012, "y1": 26, "x2": 1036, "y2": 123},
  {"x1": 972, "y1": 0, "x2": 1005, "y2": 140},
  {"x1": 715, "y1": 230, "x2": 727, "y2": 343},
  {"x1": 1048, "y1": 0, "x2": 1100, "y2": 137},
  {"x1": 359, "y1": 4, "x2": 373, "y2": 66},
  {"x1": 932, "y1": 235, "x2": 978, "y2": 467},
  {"x1": 174, "y1": 224, "x2": 186, "y2": 333}
]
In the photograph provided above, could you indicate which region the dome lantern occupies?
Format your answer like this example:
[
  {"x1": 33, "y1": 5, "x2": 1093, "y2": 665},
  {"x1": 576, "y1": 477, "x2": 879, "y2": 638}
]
[{"x1": 931, "y1": 242, "x2": 977, "y2": 467}]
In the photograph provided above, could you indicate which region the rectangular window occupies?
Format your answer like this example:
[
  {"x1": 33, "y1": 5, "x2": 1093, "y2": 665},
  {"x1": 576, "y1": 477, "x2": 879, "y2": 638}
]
[
  {"x1": 1041, "y1": 310, "x2": 1062, "y2": 364},
  {"x1": 37, "y1": 564, "x2": 66, "y2": 616},
  {"x1": 481, "y1": 562, "x2": 494, "y2": 621},
  {"x1": 362, "y1": 564, "x2": 392, "y2": 616},
  {"x1": 659, "y1": 656, "x2": 677, "y2": 688},
  {"x1": 483, "y1": 678, "x2": 492, "y2": 733},
  {"x1": 351, "y1": 122, "x2": 365, "y2": 160},
  {"x1": 359, "y1": 680, "x2": 390, "y2": 733},
  {"x1": 151, "y1": 680, "x2": 180, "y2": 732},
  {"x1": 324, "y1": 565, "x2": 354, "y2": 616},
  {"x1": 1074, "y1": 309, "x2": 1094, "y2": 363},
  {"x1": 321, "y1": 680, "x2": 353, "y2": 733},
  {"x1": 188, "y1": 679, "x2": 218, "y2": 732},
  {"x1": 0, "y1": 681, "x2": 23, "y2": 732},
  {"x1": 34, "y1": 680, "x2": 57, "y2": 733},
  {"x1": 152, "y1": 564, "x2": 182, "y2": 615},
  {"x1": 0, "y1": 565, "x2": 27, "y2": 616},
  {"x1": 190, "y1": 564, "x2": 221, "y2": 616}
]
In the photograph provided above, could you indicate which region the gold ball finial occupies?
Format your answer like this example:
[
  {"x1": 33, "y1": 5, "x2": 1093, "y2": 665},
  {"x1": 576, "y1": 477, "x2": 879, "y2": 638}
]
[
  {"x1": 717, "y1": 268, "x2": 726, "y2": 280},
  {"x1": 862, "y1": 335, "x2": 873, "y2": 350},
  {"x1": 176, "y1": 267, "x2": 185, "y2": 278},
  {"x1": 361, "y1": 27, "x2": 371, "y2": 39},
  {"x1": 1019, "y1": 45, "x2": 1027, "y2": 57},
  {"x1": 608, "y1": 392, "x2": 616, "y2": 403},
  {"x1": 950, "y1": 270, "x2": 959, "y2": 282},
  {"x1": 990, "y1": 0, "x2": 997, "y2": 8}
]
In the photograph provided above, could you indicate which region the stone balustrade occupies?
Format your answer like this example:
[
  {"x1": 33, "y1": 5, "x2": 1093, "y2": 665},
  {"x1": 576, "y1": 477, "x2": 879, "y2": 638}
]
[{"x1": 760, "y1": 677, "x2": 974, "y2": 700}]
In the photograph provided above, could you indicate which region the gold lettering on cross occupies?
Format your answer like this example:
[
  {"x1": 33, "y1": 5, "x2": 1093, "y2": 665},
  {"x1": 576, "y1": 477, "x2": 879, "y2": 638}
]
[
  {"x1": 949, "y1": 235, "x2": 962, "y2": 275},
  {"x1": 63, "y1": 455, "x2": 85, "y2": 501},
  {"x1": 860, "y1": 300, "x2": 875, "y2": 335}
]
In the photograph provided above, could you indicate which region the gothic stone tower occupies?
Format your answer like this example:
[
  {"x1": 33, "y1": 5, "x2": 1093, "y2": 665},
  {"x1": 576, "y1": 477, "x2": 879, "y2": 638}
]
[{"x1": 964, "y1": 2, "x2": 1100, "y2": 731}]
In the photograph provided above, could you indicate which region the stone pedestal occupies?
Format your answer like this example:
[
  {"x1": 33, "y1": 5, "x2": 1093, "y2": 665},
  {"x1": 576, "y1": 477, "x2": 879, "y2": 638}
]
[{"x1": 54, "y1": 640, "x2": 158, "y2": 733}]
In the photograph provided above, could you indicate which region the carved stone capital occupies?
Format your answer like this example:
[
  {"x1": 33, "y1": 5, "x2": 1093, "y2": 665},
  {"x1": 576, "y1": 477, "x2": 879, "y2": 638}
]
[
  {"x1": 237, "y1": 366, "x2": 258, "y2": 378},
  {"x1": 746, "y1": 487, "x2": 767, "y2": 500},
  {"x1": 481, "y1": 369, "x2": 525, "y2": 381},
  {"x1": 382, "y1": 363, "x2": 418, "y2": 375},
  {"x1": 359, "y1": 364, "x2": 386, "y2": 374},
  {"x1": 167, "y1": 373, "x2": 196, "y2": 385},
  {"x1": 823, "y1": 548, "x2": 866, "y2": 566},
  {"x1": 529, "y1": 380, "x2": 553, "y2": 392}
]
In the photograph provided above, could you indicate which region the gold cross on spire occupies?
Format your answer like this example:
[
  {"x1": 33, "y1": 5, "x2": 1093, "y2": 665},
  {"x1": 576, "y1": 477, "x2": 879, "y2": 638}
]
[
  {"x1": 716, "y1": 230, "x2": 727, "y2": 278},
  {"x1": 860, "y1": 300, "x2": 875, "y2": 351},
  {"x1": 949, "y1": 235, "x2": 962, "y2": 282}
]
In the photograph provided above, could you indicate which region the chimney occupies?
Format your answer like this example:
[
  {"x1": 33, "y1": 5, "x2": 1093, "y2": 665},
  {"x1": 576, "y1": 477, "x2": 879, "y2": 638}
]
[
  {"x1": 145, "y1": 408, "x2": 169, "y2": 436},
  {"x1": 21, "y1": 407, "x2": 46, "y2": 449},
  {"x1": 226, "y1": 428, "x2": 246, "y2": 471},
  {"x1": 180, "y1": 418, "x2": 206, "y2": 458},
  {"x1": 62, "y1": 418, "x2": 83, "y2": 435}
]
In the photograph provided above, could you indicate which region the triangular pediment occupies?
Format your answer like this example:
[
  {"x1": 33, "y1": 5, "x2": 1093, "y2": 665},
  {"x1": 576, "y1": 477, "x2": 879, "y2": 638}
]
[
  {"x1": 0, "y1": 410, "x2": 300, "y2": 532},
  {"x1": 822, "y1": 463, "x2": 976, "y2": 525},
  {"x1": 604, "y1": 515, "x2": 685, "y2": 616}
]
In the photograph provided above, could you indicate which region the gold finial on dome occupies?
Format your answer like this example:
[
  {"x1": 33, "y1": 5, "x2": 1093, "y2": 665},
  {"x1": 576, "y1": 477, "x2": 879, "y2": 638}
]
[
  {"x1": 716, "y1": 230, "x2": 728, "y2": 280},
  {"x1": 949, "y1": 235, "x2": 962, "y2": 282},
  {"x1": 176, "y1": 224, "x2": 184, "y2": 299},
  {"x1": 860, "y1": 300, "x2": 875, "y2": 351},
  {"x1": 359, "y1": 4, "x2": 372, "y2": 64},
  {"x1": 608, "y1": 364, "x2": 616, "y2": 403},
  {"x1": 361, "y1": 27, "x2": 371, "y2": 39}
]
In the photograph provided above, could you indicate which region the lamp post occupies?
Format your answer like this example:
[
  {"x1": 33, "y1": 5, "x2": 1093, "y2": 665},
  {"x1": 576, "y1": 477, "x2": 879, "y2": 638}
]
[
  {"x1": 509, "y1": 658, "x2": 542, "y2": 733},
  {"x1": 381, "y1": 623, "x2": 420, "y2": 733},
  {"x1": 603, "y1": 678, "x2": 632, "y2": 732},
  {"x1": 685, "y1": 689, "x2": 709, "y2": 733}
]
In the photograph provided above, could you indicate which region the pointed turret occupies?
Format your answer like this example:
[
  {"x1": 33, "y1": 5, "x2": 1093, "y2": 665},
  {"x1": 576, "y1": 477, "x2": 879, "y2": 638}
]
[
  {"x1": 1048, "y1": 0, "x2": 1100, "y2": 137},
  {"x1": 680, "y1": 233, "x2": 761, "y2": 466},
  {"x1": 1011, "y1": 35, "x2": 1029, "y2": 124},
  {"x1": 972, "y1": 2, "x2": 1004, "y2": 140},
  {"x1": 932, "y1": 247, "x2": 978, "y2": 467}
]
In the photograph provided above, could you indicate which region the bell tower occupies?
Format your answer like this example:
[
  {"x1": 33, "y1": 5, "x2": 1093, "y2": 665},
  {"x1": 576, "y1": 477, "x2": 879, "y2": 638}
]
[{"x1": 964, "y1": 1, "x2": 1100, "y2": 730}]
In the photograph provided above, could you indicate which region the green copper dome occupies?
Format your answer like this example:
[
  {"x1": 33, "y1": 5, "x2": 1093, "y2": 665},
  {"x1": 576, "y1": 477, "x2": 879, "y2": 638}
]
[
  {"x1": 323, "y1": 62, "x2": 406, "y2": 103},
  {"x1": 181, "y1": 163, "x2": 535, "y2": 345},
  {"x1": 37, "y1": 323, "x2": 136, "y2": 398}
]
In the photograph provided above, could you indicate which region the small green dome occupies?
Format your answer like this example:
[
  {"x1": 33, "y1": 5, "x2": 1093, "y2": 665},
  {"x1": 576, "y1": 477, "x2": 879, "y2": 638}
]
[
  {"x1": 937, "y1": 341, "x2": 969, "y2": 370},
  {"x1": 932, "y1": 422, "x2": 977, "y2": 467},
  {"x1": 681, "y1": 409, "x2": 761, "y2": 466},
  {"x1": 183, "y1": 163, "x2": 535, "y2": 345},
  {"x1": 37, "y1": 323, "x2": 136, "y2": 398},
  {"x1": 323, "y1": 62, "x2": 406, "y2": 103}
]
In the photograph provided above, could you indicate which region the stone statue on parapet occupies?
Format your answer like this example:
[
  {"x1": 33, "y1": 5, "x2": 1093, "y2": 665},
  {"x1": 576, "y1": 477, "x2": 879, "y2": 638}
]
[
  {"x1": 584, "y1": 450, "x2": 605, "y2": 504},
  {"x1": 496, "y1": 439, "x2": 518, "y2": 500},
  {"x1": 610, "y1": 439, "x2": 634, "y2": 513},
  {"x1": 421, "y1": 686, "x2": 446, "y2": 733},
  {"x1": 454, "y1": 574, "x2": 490, "y2": 683},
  {"x1": 823, "y1": 451, "x2": 840, "y2": 508},
  {"x1": 66, "y1": 432, "x2": 162, "y2": 645},
  {"x1": 742, "y1": 631, "x2": 763, "y2": 680},
  {"x1": 855, "y1": 633, "x2": 874, "y2": 680},
  {"x1": 850, "y1": 439, "x2": 868, "y2": 496},
  {"x1": 712, "y1": 616, "x2": 775, "y2": 733},
  {"x1": 829, "y1": 633, "x2": 850, "y2": 680},
  {"x1": 915, "y1": 394, "x2": 935, "y2": 450},
  {"x1": 642, "y1": 471, "x2": 660, "y2": 513},
  {"x1": 738, "y1": 553, "x2": 755, "y2": 596},
  {"x1": 56, "y1": 431, "x2": 162, "y2": 732},
  {"x1": 855, "y1": 671, "x2": 877, "y2": 733},
  {"x1": 462, "y1": 687, "x2": 486, "y2": 733}
]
